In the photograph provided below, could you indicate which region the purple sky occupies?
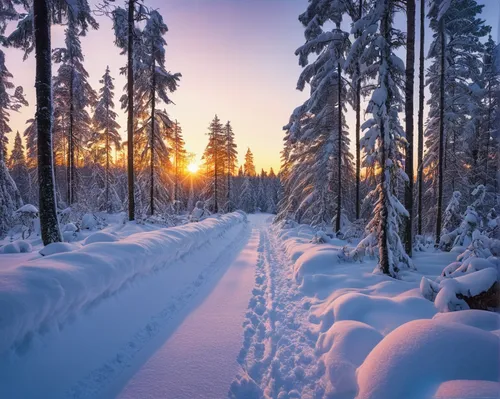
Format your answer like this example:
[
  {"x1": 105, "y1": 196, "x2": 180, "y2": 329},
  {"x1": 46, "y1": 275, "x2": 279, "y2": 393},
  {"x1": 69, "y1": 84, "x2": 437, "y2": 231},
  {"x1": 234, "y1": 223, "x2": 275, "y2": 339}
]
[{"x1": 4, "y1": 0, "x2": 499, "y2": 171}]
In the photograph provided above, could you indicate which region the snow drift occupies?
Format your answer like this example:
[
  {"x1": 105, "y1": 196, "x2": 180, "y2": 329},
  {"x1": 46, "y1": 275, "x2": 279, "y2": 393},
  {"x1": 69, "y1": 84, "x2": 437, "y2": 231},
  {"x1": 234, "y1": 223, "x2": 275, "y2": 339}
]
[{"x1": 0, "y1": 212, "x2": 247, "y2": 355}]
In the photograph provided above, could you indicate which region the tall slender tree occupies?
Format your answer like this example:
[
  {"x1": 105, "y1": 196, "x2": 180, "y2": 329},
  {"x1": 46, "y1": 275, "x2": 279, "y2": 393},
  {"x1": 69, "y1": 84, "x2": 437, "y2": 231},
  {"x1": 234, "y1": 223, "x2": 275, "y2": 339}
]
[
  {"x1": 92, "y1": 66, "x2": 121, "y2": 212},
  {"x1": 417, "y1": 0, "x2": 425, "y2": 236},
  {"x1": 244, "y1": 148, "x2": 256, "y2": 177},
  {"x1": 352, "y1": 0, "x2": 412, "y2": 277},
  {"x1": 404, "y1": 0, "x2": 416, "y2": 256},
  {"x1": 224, "y1": 121, "x2": 238, "y2": 211}
]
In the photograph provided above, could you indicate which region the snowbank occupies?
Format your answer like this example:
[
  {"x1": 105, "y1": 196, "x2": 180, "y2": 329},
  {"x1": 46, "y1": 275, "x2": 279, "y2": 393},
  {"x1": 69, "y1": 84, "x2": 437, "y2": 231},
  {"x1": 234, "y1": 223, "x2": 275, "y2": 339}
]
[
  {"x1": 275, "y1": 222, "x2": 500, "y2": 399},
  {"x1": 357, "y1": 319, "x2": 500, "y2": 399},
  {"x1": 0, "y1": 212, "x2": 247, "y2": 355}
]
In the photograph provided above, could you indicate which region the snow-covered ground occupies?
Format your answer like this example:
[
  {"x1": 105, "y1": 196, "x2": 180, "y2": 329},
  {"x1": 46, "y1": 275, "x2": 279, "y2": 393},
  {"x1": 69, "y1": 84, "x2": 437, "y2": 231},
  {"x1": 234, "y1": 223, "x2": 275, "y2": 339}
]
[
  {"x1": 231, "y1": 223, "x2": 500, "y2": 399},
  {"x1": 1, "y1": 214, "x2": 499, "y2": 399},
  {"x1": 0, "y1": 212, "x2": 255, "y2": 398}
]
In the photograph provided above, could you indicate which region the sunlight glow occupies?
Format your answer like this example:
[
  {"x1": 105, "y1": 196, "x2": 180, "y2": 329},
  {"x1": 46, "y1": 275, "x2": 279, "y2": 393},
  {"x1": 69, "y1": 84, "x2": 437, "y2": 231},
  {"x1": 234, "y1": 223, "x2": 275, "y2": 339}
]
[{"x1": 187, "y1": 162, "x2": 199, "y2": 174}]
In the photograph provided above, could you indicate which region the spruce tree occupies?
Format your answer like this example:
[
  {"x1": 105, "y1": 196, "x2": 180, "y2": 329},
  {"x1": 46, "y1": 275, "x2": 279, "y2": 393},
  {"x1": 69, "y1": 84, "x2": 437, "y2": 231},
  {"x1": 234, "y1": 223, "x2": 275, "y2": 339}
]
[
  {"x1": 92, "y1": 66, "x2": 121, "y2": 212},
  {"x1": 244, "y1": 148, "x2": 256, "y2": 177}
]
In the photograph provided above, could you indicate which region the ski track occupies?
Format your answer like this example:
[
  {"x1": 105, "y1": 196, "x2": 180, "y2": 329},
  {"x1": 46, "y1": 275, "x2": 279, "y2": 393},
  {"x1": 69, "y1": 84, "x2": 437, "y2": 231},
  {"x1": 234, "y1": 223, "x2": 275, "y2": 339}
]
[
  {"x1": 66, "y1": 220, "x2": 252, "y2": 399},
  {"x1": 232, "y1": 222, "x2": 320, "y2": 399}
]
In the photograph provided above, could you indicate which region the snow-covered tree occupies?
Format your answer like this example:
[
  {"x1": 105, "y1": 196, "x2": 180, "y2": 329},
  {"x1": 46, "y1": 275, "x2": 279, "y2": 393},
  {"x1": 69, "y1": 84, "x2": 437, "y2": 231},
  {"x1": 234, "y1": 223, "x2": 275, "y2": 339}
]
[
  {"x1": 442, "y1": 191, "x2": 462, "y2": 233},
  {"x1": 424, "y1": 0, "x2": 490, "y2": 242},
  {"x1": 8, "y1": 131, "x2": 30, "y2": 200},
  {"x1": 352, "y1": 0, "x2": 412, "y2": 277},
  {"x1": 202, "y1": 115, "x2": 226, "y2": 213},
  {"x1": 224, "y1": 121, "x2": 238, "y2": 212},
  {"x1": 91, "y1": 66, "x2": 121, "y2": 212},
  {"x1": 238, "y1": 176, "x2": 255, "y2": 213},
  {"x1": 172, "y1": 120, "x2": 187, "y2": 206},
  {"x1": 8, "y1": 0, "x2": 97, "y2": 245},
  {"x1": 131, "y1": 10, "x2": 180, "y2": 215},
  {"x1": 52, "y1": 14, "x2": 97, "y2": 204}
]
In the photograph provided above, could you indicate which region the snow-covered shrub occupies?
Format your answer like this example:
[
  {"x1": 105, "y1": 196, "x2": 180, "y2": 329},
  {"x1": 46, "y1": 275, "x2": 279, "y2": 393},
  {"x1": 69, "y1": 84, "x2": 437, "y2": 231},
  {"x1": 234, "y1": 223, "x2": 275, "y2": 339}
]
[
  {"x1": 190, "y1": 201, "x2": 210, "y2": 222},
  {"x1": 342, "y1": 219, "x2": 366, "y2": 242},
  {"x1": 61, "y1": 222, "x2": 79, "y2": 243},
  {"x1": 13, "y1": 204, "x2": 38, "y2": 239},
  {"x1": 442, "y1": 191, "x2": 462, "y2": 232},
  {"x1": 1, "y1": 240, "x2": 32, "y2": 254}
]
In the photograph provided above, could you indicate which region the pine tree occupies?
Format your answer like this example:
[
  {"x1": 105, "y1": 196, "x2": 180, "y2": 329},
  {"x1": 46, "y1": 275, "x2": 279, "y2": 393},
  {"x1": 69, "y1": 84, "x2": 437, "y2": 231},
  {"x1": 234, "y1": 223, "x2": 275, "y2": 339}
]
[
  {"x1": 223, "y1": 121, "x2": 238, "y2": 212},
  {"x1": 172, "y1": 120, "x2": 187, "y2": 206},
  {"x1": 91, "y1": 66, "x2": 121, "y2": 212},
  {"x1": 8, "y1": 0, "x2": 97, "y2": 245},
  {"x1": 425, "y1": 0, "x2": 490, "y2": 243},
  {"x1": 0, "y1": 53, "x2": 25, "y2": 237},
  {"x1": 238, "y1": 176, "x2": 255, "y2": 213},
  {"x1": 52, "y1": 14, "x2": 97, "y2": 204},
  {"x1": 244, "y1": 148, "x2": 256, "y2": 177},
  {"x1": 8, "y1": 131, "x2": 30, "y2": 198},
  {"x1": 352, "y1": 0, "x2": 411, "y2": 277},
  {"x1": 416, "y1": 0, "x2": 426, "y2": 235},
  {"x1": 202, "y1": 115, "x2": 225, "y2": 213},
  {"x1": 404, "y1": 0, "x2": 416, "y2": 256}
]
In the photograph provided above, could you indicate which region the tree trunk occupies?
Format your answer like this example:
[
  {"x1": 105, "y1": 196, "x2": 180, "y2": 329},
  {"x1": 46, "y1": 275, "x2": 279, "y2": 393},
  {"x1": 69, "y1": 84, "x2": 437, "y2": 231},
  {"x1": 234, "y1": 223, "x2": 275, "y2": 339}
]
[
  {"x1": 150, "y1": 58, "x2": 156, "y2": 216},
  {"x1": 355, "y1": 0, "x2": 363, "y2": 220},
  {"x1": 214, "y1": 132, "x2": 218, "y2": 213},
  {"x1": 336, "y1": 62, "x2": 342, "y2": 233},
  {"x1": 174, "y1": 121, "x2": 179, "y2": 202},
  {"x1": 34, "y1": 0, "x2": 62, "y2": 245},
  {"x1": 417, "y1": 0, "x2": 425, "y2": 236},
  {"x1": 435, "y1": 18, "x2": 446, "y2": 245},
  {"x1": 127, "y1": 0, "x2": 135, "y2": 221},
  {"x1": 378, "y1": 0, "x2": 392, "y2": 276},
  {"x1": 68, "y1": 60, "x2": 75, "y2": 205},
  {"x1": 404, "y1": 0, "x2": 415, "y2": 256},
  {"x1": 227, "y1": 125, "x2": 231, "y2": 210}
]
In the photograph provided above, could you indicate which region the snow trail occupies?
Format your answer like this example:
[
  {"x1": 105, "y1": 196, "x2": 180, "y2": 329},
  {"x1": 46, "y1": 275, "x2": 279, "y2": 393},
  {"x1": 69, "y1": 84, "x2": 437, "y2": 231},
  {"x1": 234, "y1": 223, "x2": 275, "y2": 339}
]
[
  {"x1": 110, "y1": 214, "x2": 270, "y2": 399},
  {"x1": 231, "y1": 221, "x2": 319, "y2": 398}
]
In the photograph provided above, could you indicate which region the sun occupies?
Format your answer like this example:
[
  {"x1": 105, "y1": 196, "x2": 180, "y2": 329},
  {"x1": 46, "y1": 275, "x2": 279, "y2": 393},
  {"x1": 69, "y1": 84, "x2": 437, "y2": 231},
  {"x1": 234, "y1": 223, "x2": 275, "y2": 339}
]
[{"x1": 187, "y1": 162, "x2": 199, "y2": 174}]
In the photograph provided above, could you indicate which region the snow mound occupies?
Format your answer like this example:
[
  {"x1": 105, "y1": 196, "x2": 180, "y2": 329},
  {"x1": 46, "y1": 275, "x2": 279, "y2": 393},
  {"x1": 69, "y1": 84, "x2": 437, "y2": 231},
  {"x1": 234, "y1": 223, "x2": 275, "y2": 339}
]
[
  {"x1": 0, "y1": 212, "x2": 246, "y2": 355},
  {"x1": 39, "y1": 242, "x2": 80, "y2": 256},
  {"x1": 81, "y1": 213, "x2": 98, "y2": 230},
  {"x1": 356, "y1": 319, "x2": 500, "y2": 399},
  {"x1": 433, "y1": 380, "x2": 500, "y2": 399},
  {"x1": 83, "y1": 232, "x2": 118, "y2": 245},
  {"x1": 435, "y1": 267, "x2": 498, "y2": 312},
  {"x1": 433, "y1": 309, "x2": 500, "y2": 331},
  {"x1": 318, "y1": 292, "x2": 436, "y2": 335},
  {"x1": 1, "y1": 241, "x2": 32, "y2": 254},
  {"x1": 316, "y1": 321, "x2": 383, "y2": 397},
  {"x1": 293, "y1": 245, "x2": 342, "y2": 283}
]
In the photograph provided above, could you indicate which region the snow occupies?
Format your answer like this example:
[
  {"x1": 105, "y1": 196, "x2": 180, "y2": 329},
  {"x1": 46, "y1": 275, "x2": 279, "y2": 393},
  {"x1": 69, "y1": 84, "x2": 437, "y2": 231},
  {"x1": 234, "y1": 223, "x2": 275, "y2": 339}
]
[
  {"x1": 15, "y1": 204, "x2": 38, "y2": 213},
  {"x1": 255, "y1": 222, "x2": 500, "y2": 398},
  {"x1": 357, "y1": 319, "x2": 500, "y2": 399},
  {"x1": 83, "y1": 232, "x2": 119, "y2": 245},
  {"x1": 0, "y1": 212, "x2": 246, "y2": 357},
  {"x1": 434, "y1": 267, "x2": 498, "y2": 312},
  {"x1": 0, "y1": 240, "x2": 32, "y2": 254}
]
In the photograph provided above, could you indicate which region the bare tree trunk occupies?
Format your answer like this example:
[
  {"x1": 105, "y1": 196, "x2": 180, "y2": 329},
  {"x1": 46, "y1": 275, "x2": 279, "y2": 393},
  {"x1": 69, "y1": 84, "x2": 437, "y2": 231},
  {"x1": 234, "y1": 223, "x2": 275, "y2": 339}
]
[
  {"x1": 34, "y1": 0, "x2": 62, "y2": 245},
  {"x1": 127, "y1": 0, "x2": 135, "y2": 221},
  {"x1": 378, "y1": 0, "x2": 393, "y2": 276},
  {"x1": 417, "y1": 0, "x2": 425, "y2": 236},
  {"x1": 214, "y1": 132, "x2": 218, "y2": 213},
  {"x1": 336, "y1": 62, "x2": 342, "y2": 233},
  {"x1": 435, "y1": 18, "x2": 446, "y2": 245},
  {"x1": 174, "y1": 121, "x2": 179, "y2": 202},
  {"x1": 355, "y1": 0, "x2": 363, "y2": 220},
  {"x1": 226, "y1": 124, "x2": 231, "y2": 210},
  {"x1": 149, "y1": 57, "x2": 156, "y2": 216},
  {"x1": 404, "y1": 0, "x2": 415, "y2": 256}
]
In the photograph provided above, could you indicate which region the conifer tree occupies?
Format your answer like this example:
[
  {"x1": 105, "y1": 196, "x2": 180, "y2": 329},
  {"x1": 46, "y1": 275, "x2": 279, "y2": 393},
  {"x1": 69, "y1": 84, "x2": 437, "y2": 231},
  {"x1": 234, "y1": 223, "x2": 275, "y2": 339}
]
[
  {"x1": 172, "y1": 120, "x2": 187, "y2": 205},
  {"x1": 224, "y1": 121, "x2": 238, "y2": 211},
  {"x1": 239, "y1": 176, "x2": 255, "y2": 213},
  {"x1": 202, "y1": 115, "x2": 225, "y2": 213},
  {"x1": 244, "y1": 148, "x2": 256, "y2": 177},
  {"x1": 352, "y1": 0, "x2": 412, "y2": 277},
  {"x1": 92, "y1": 66, "x2": 121, "y2": 212}
]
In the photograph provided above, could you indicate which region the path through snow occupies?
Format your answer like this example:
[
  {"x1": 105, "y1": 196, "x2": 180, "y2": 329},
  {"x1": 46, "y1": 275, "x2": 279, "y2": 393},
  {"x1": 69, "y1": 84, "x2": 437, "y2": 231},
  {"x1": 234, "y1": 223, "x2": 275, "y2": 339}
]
[{"x1": 111, "y1": 213, "x2": 272, "y2": 399}]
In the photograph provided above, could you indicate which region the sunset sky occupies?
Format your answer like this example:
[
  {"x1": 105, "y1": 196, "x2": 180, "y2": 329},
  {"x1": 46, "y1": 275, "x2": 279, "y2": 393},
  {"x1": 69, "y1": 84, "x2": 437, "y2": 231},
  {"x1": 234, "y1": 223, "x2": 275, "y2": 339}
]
[{"x1": 4, "y1": 0, "x2": 499, "y2": 172}]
